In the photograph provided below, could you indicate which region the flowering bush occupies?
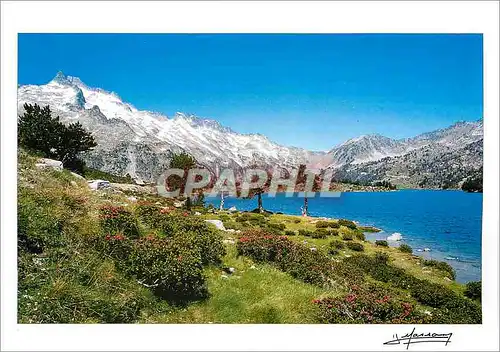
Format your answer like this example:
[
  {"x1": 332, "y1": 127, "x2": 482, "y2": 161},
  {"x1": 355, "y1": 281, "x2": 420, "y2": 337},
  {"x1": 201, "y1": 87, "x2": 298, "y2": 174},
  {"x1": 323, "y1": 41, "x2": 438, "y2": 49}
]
[
  {"x1": 99, "y1": 205, "x2": 140, "y2": 239},
  {"x1": 135, "y1": 202, "x2": 163, "y2": 227},
  {"x1": 344, "y1": 254, "x2": 482, "y2": 323},
  {"x1": 314, "y1": 284, "x2": 428, "y2": 324},
  {"x1": 237, "y1": 229, "x2": 334, "y2": 286},
  {"x1": 154, "y1": 213, "x2": 225, "y2": 265},
  {"x1": 120, "y1": 236, "x2": 208, "y2": 302}
]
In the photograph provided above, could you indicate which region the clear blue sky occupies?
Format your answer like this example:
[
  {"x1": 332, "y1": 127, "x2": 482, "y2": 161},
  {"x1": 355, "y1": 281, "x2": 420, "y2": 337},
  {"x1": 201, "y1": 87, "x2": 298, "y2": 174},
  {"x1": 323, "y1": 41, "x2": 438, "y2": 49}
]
[{"x1": 18, "y1": 34, "x2": 483, "y2": 151}]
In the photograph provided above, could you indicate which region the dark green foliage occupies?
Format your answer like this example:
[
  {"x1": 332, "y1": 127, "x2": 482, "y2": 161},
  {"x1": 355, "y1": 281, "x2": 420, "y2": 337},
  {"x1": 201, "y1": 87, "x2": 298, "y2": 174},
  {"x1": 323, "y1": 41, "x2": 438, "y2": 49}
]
[
  {"x1": 342, "y1": 233, "x2": 353, "y2": 241},
  {"x1": 284, "y1": 230, "x2": 296, "y2": 236},
  {"x1": 354, "y1": 231, "x2": 365, "y2": 241},
  {"x1": 375, "y1": 240, "x2": 389, "y2": 247},
  {"x1": 268, "y1": 222, "x2": 286, "y2": 231},
  {"x1": 18, "y1": 103, "x2": 97, "y2": 172},
  {"x1": 312, "y1": 228, "x2": 329, "y2": 239},
  {"x1": 372, "y1": 180, "x2": 397, "y2": 190},
  {"x1": 464, "y1": 281, "x2": 481, "y2": 302},
  {"x1": 329, "y1": 239, "x2": 345, "y2": 250},
  {"x1": 344, "y1": 254, "x2": 481, "y2": 323},
  {"x1": 338, "y1": 219, "x2": 357, "y2": 229},
  {"x1": 399, "y1": 243, "x2": 413, "y2": 253},
  {"x1": 153, "y1": 213, "x2": 226, "y2": 266},
  {"x1": 346, "y1": 242, "x2": 364, "y2": 252},
  {"x1": 236, "y1": 230, "x2": 363, "y2": 288},
  {"x1": 375, "y1": 252, "x2": 390, "y2": 264},
  {"x1": 315, "y1": 221, "x2": 330, "y2": 228},
  {"x1": 116, "y1": 236, "x2": 208, "y2": 303},
  {"x1": 462, "y1": 177, "x2": 483, "y2": 193},
  {"x1": 99, "y1": 205, "x2": 140, "y2": 239},
  {"x1": 422, "y1": 259, "x2": 456, "y2": 280},
  {"x1": 298, "y1": 229, "x2": 313, "y2": 237},
  {"x1": 314, "y1": 283, "x2": 426, "y2": 324}
]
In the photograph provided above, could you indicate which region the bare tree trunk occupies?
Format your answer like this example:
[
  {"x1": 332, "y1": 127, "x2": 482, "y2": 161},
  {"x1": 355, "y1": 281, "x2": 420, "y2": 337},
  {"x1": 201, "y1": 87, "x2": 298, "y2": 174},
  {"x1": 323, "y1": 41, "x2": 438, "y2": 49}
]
[
  {"x1": 257, "y1": 192, "x2": 263, "y2": 212},
  {"x1": 219, "y1": 192, "x2": 225, "y2": 211}
]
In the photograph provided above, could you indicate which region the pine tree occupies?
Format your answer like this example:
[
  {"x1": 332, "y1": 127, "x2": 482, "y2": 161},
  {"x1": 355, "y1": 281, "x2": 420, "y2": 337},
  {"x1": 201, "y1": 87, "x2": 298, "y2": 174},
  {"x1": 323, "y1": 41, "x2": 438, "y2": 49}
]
[{"x1": 18, "y1": 103, "x2": 97, "y2": 172}]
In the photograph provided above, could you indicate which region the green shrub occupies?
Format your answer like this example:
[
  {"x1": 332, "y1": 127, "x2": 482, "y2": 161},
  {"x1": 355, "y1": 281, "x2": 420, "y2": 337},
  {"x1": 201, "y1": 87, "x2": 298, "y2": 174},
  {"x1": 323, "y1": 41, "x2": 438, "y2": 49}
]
[
  {"x1": 328, "y1": 221, "x2": 340, "y2": 229},
  {"x1": 312, "y1": 228, "x2": 329, "y2": 239},
  {"x1": 99, "y1": 205, "x2": 140, "y2": 239},
  {"x1": 237, "y1": 230, "x2": 333, "y2": 287},
  {"x1": 344, "y1": 254, "x2": 481, "y2": 323},
  {"x1": 315, "y1": 221, "x2": 330, "y2": 228},
  {"x1": 464, "y1": 281, "x2": 481, "y2": 302},
  {"x1": 298, "y1": 229, "x2": 313, "y2": 237},
  {"x1": 314, "y1": 283, "x2": 427, "y2": 324},
  {"x1": 346, "y1": 242, "x2": 364, "y2": 252},
  {"x1": 119, "y1": 236, "x2": 208, "y2": 303},
  {"x1": 330, "y1": 239, "x2": 345, "y2": 250},
  {"x1": 375, "y1": 240, "x2": 389, "y2": 247},
  {"x1": 293, "y1": 219, "x2": 301, "y2": 224},
  {"x1": 375, "y1": 252, "x2": 390, "y2": 264},
  {"x1": 422, "y1": 259, "x2": 456, "y2": 280},
  {"x1": 342, "y1": 233, "x2": 353, "y2": 241},
  {"x1": 338, "y1": 219, "x2": 357, "y2": 229},
  {"x1": 268, "y1": 222, "x2": 286, "y2": 231},
  {"x1": 155, "y1": 214, "x2": 225, "y2": 265},
  {"x1": 399, "y1": 244, "x2": 413, "y2": 253},
  {"x1": 223, "y1": 221, "x2": 245, "y2": 231},
  {"x1": 135, "y1": 202, "x2": 163, "y2": 227},
  {"x1": 354, "y1": 231, "x2": 365, "y2": 241},
  {"x1": 219, "y1": 214, "x2": 230, "y2": 221},
  {"x1": 284, "y1": 230, "x2": 296, "y2": 236}
]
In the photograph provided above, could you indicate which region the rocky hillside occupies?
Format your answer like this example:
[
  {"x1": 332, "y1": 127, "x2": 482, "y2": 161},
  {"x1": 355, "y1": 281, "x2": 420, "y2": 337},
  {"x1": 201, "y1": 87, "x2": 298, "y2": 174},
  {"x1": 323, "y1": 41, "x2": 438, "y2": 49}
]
[{"x1": 18, "y1": 72, "x2": 483, "y2": 188}]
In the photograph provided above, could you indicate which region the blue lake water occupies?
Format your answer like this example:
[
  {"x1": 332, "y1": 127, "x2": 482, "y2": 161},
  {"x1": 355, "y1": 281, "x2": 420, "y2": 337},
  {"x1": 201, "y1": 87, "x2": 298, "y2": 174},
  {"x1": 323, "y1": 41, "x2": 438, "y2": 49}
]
[{"x1": 206, "y1": 190, "x2": 482, "y2": 283}]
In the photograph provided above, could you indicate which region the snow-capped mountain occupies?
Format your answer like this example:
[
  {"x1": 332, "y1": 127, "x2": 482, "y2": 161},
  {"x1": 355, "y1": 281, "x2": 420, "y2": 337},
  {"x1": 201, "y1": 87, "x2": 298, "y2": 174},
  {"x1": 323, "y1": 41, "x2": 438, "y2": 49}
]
[
  {"x1": 17, "y1": 72, "x2": 483, "y2": 187},
  {"x1": 18, "y1": 72, "x2": 315, "y2": 182}
]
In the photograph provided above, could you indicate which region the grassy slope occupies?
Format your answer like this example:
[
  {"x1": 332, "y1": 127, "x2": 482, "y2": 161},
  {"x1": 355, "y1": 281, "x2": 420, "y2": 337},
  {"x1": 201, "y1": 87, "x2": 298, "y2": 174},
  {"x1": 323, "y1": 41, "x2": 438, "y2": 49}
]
[{"x1": 17, "y1": 150, "x2": 470, "y2": 323}]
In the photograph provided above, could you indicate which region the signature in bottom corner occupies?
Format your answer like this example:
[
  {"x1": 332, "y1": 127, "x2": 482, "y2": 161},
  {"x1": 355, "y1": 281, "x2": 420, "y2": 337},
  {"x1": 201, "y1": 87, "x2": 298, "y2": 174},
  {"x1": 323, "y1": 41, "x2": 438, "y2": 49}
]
[{"x1": 383, "y1": 327, "x2": 453, "y2": 350}]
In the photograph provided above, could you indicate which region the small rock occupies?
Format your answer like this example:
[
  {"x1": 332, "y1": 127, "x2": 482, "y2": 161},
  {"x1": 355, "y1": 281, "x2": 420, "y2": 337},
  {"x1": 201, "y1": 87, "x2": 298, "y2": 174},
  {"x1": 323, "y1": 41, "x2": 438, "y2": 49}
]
[
  {"x1": 344, "y1": 254, "x2": 352, "y2": 258},
  {"x1": 250, "y1": 265, "x2": 256, "y2": 269},
  {"x1": 221, "y1": 274, "x2": 228, "y2": 279},
  {"x1": 424, "y1": 310, "x2": 432, "y2": 316},
  {"x1": 35, "y1": 158, "x2": 63, "y2": 171},
  {"x1": 127, "y1": 196, "x2": 138, "y2": 202},
  {"x1": 70, "y1": 180, "x2": 77, "y2": 187},
  {"x1": 228, "y1": 206, "x2": 237, "y2": 212},
  {"x1": 444, "y1": 277, "x2": 452, "y2": 282},
  {"x1": 310, "y1": 247, "x2": 317, "y2": 252},
  {"x1": 205, "y1": 219, "x2": 226, "y2": 231},
  {"x1": 223, "y1": 239, "x2": 235, "y2": 245},
  {"x1": 423, "y1": 248, "x2": 431, "y2": 252},
  {"x1": 194, "y1": 211, "x2": 202, "y2": 216}
]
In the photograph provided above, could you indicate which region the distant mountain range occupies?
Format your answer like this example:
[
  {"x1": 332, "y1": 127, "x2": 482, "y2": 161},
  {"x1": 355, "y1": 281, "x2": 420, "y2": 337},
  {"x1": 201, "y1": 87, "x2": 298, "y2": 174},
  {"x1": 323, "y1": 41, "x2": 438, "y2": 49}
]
[{"x1": 18, "y1": 72, "x2": 483, "y2": 188}]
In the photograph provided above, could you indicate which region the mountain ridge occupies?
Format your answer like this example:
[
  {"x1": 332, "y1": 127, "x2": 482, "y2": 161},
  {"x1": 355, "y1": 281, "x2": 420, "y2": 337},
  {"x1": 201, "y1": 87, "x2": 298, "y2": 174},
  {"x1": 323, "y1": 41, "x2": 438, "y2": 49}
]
[{"x1": 17, "y1": 72, "x2": 483, "y2": 187}]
